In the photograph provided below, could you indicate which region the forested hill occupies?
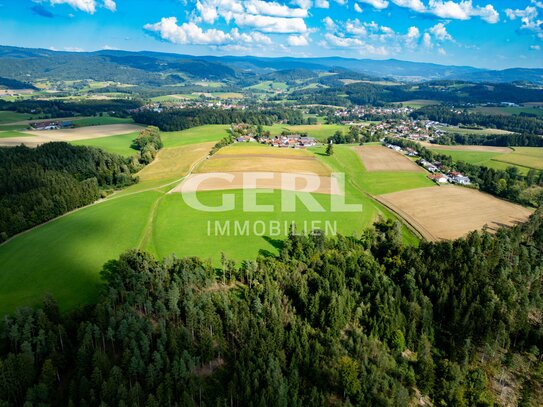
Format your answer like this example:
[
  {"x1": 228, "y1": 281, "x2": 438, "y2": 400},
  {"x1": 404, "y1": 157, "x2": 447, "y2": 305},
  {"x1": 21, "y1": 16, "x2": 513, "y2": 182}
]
[
  {"x1": 1, "y1": 213, "x2": 542, "y2": 405},
  {"x1": 0, "y1": 143, "x2": 138, "y2": 242}
]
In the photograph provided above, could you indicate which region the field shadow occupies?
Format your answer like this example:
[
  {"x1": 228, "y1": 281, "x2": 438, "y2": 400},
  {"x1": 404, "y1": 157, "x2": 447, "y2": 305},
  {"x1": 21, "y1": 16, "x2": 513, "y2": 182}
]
[{"x1": 258, "y1": 235, "x2": 284, "y2": 258}]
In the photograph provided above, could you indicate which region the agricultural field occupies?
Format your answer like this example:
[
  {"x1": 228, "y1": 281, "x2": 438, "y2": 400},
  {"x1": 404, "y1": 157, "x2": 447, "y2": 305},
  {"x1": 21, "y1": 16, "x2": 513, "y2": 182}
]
[
  {"x1": 0, "y1": 123, "x2": 144, "y2": 147},
  {"x1": 437, "y1": 125, "x2": 514, "y2": 135},
  {"x1": 264, "y1": 123, "x2": 347, "y2": 140},
  {"x1": 472, "y1": 106, "x2": 543, "y2": 117},
  {"x1": 0, "y1": 111, "x2": 36, "y2": 123},
  {"x1": 376, "y1": 185, "x2": 534, "y2": 241},
  {"x1": 395, "y1": 99, "x2": 440, "y2": 108},
  {"x1": 71, "y1": 132, "x2": 140, "y2": 156},
  {"x1": 426, "y1": 144, "x2": 543, "y2": 174},
  {"x1": 0, "y1": 130, "x2": 31, "y2": 138},
  {"x1": 355, "y1": 146, "x2": 424, "y2": 172}
]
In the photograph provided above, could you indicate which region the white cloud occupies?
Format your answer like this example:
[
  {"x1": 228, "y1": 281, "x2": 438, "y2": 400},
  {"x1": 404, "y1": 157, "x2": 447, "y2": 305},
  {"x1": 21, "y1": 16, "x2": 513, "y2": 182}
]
[
  {"x1": 506, "y1": 5, "x2": 542, "y2": 35},
  {"x1": 438, "y1": 47, "x2": 446, "y2": 55},
  {"x1": 391, "y1": 0, "x2": 425, "y2": 12},
  {"x1": 46, "y1": 0, "x2": 116, "y2": 14},
  {"x1": 389, "y1": 0, "x2": 499, "y2": 23},
  {"x1": 233, "y1": 13, "x2": 307, "y2": 32},
  {"x1": 315, "y1": 0, "x2": 329, "y2": 7},
  {"x1": 358, "y1": 0, "x2": 388, "y2": 9},
  {"x1": 354, "y1": 3, "x2": 363, "y2": 13},
  {"x1": 346, "y1": 20, "x2": 367, "y2": 36},
  {"x1": 64, "y1": 46, "x2": 84, "y2": 52},
  {"x1": 405, "y1": 25, "x2": 420, "y2": 47},
  {"x1": 102, "y1": 0, "x2": 115, "y2": 12},
  {"x1": 530, "y1": 44, "x2": 541, "y2": 50},
  {"x1": 288, "y1": 34, "x2": 310, "y2": 46},
  {"x1": 245, "y1": 0, "x2": 308, "y2": 18},
  {"x1": 290, "y1": 0, "x2": 312, "y2": 9},
  {"x1": 423, "y1": 32, "x2": 432, "y2": 48},
  {"x1": 323, "y1": 16, "x2": 336, "y2": 30},
  {"x1": 333, "y1": 0, "x2": 347, "y2": 5},
  {"x1": 49, "y1": 0, "x2": 97, "y2": 13},
  {"x1": 428, "y1": 1, "x2": 498, "y2": 24},
  {"x1": 429, "y1": 22, "x2": 452, "y2": 41},
  {"x1": 144, "y1": 17, "x2": 272, "y2": 45}
]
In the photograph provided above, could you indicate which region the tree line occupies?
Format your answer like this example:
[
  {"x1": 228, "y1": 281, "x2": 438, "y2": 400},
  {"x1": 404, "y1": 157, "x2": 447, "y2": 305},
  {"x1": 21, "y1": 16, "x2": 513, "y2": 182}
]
[
  {"x1": 0, "y1": 212, "x2": 542, "y2": 406},
  {"x1": 411, "y1": 105, "x2": 543, "y2": 135},
  {"x1": 132, "y1": 108, "x2": 306, "y2": 132},
  {"x1": 434, "y1": 132, "x2": 543, "y2": 147}
]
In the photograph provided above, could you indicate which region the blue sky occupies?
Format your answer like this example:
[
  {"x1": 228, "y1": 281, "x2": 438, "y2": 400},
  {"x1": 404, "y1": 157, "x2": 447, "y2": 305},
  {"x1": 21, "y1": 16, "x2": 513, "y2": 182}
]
[{"x1": 0, "y1": 0, "x2": 542, "y2": 69}]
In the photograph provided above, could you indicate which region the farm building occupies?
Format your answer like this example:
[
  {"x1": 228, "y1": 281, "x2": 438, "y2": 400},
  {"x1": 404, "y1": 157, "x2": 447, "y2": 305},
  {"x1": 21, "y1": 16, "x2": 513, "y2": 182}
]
[{"x1": 429, "y1": 173, "x2": 449, "y2": 183}]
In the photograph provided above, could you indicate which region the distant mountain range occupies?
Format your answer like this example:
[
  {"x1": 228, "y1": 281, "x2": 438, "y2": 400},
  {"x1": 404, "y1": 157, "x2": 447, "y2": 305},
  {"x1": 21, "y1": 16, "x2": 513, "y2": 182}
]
[{"x1": 0, "y1": 45, "x2": 541, "y2": 85}]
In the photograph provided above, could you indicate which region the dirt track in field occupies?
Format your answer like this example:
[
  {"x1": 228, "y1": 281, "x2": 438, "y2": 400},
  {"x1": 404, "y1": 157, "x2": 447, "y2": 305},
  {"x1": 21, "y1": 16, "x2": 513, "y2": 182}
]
[
  {"x1": 419, "y1": 142, "x2": 513, "y2": 153},
  {"x1": 0, "y1": 124, "x2": 143, "y2": 147},
  {"x1": 171, "y1": 172, "x2": 342, "y2": 195},
  {"x1": 354, "y1": 146, "x2": 424, "y2": 172},
  {"x1": 375, "y1": 185, "x2": 533, "y2": 241}
]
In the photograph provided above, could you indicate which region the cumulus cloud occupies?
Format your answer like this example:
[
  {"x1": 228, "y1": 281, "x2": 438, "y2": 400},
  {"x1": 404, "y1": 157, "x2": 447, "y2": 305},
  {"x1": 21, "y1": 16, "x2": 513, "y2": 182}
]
[
  {"x1": 144, "y1": 17, "x2": 272, "y2": 45},
  {"x1": 315, "y1": 0, "x2": 330, "y2": 7},
  {"x1": 288, "y1": 34, "x2": 310, "y2": 46},
  {"x1": 245, "y1": 0, "x2": 308, "y2": 18},
  {"x1": 233, "y1": 13, "x2": 307, "y2": 32},
  {"x1": 323, "y1": 16, "x2": 336, "y2": 30},
  {"x1": 429, "y1": 22, "x2": 452, "y2": 41},
  {"x1": 358, "y1": 0, "x2": 388, "y2": 9},
  {"x1": 346, "y1": 19, "x2": 367, "y2": 36},
  {"x1": 405, "y1": 25, "x2": 420, "y2": 47},
  {"x1": 388, "y1": 0, "x2": 499, "y2": 23},
  {"x1": 428, "y1": 1, "x2": 498, "y2": 24},
  {"x1": 45, "y1": 0, "x2": 116, "y2": 14},
  {"x1": 354, "y1": 3, "x2": 363, "y2": 13},
  {"x1": 423, "y1": 32, "x2": 432, "y2": 48},
  {"x1": 506, "y1": 5, "x2": 542, "y2": 37},
  {"x1": 530, "y1": 44, "x2": 541, "y2": 50},
  {"x1": 391, "y1": 0, "x2": 425, "y2": 12}
]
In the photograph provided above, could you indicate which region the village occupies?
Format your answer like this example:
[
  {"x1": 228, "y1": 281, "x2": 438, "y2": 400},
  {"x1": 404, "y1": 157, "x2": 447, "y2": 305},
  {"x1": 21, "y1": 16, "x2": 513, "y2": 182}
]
[
  {"x1": 230, "y1": 123, "x2": 318, "y2": 148},
  {"x1": 384, "y1": 141, "x2": 471, "y2": 186}
]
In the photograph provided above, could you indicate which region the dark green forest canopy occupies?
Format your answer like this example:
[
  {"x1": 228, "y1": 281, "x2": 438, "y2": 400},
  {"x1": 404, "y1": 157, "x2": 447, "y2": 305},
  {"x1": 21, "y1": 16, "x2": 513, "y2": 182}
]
[
  {"x1": 0, "y1": 143, "x2": 137, "y2": 242},
  {"x1": 132, "y1": 108, "x2": 305, "y2": 131},
  {"x1": 1, "y1": 213, "x2": 542, "y2": 406}
]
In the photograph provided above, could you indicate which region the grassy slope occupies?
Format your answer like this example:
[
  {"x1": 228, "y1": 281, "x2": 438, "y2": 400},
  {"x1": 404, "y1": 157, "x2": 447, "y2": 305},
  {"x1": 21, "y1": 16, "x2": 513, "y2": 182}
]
[
  {"x1": 161, "y1": 125, "x2": 231, "y2": 147},
  {"x1": 264, "y1": 124, "x2": 346, "y2": 141},
  {"x1": 0, "y1": 111, "x2": 34, "y2": 124},
  {"x1": 0, "y1": 130, "x2": 32, "y2": 138},
  {"x1": 0, "y1": 191, "x2": 160, "y2": 314},
  {"x1": 71, "y1": 132, "x2": 140, "y2": 156}
]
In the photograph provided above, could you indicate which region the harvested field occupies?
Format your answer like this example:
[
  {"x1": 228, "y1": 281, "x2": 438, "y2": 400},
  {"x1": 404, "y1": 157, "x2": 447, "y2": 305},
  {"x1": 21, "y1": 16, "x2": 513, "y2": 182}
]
[
  {"x1": 138, "y1": 142, "x2": 215, "y2": 181},
  {"x1": 197, "y1": 145, "x2": 331, "y2": 176},
  {"x1": 376, "y1": 185, "x2": 533, "y2": 241},
  {"x1": 171, "y1": 172, "x2": 341, "y2": 195},
  {"x1": 0, "y1": 124, "x2": 144, "y2": 147},
  {"x1": 419, "y1": 142, "x2": 512, "y2": 153},
  {"x1": 355, "y1": 146, "x2": 424, "y2": 172}
]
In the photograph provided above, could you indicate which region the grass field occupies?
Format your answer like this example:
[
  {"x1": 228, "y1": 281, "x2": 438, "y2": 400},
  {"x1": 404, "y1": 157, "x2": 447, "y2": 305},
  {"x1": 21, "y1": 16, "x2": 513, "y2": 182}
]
[
  {"x1": 161, "y1": 125, "x2": 231, "y2": 148},
  {"x1": 395, "y1": 100, "x2": 440, "y2": 108},
  {"x1": 428, "y1": 146, "x2": 543, "y2": 174},
  {"x1": 0, "y1": 130, "x2": 31, "y2": 138},
  {"x1": 493, "y1": 147, "x2": 543, "y2": 170},
  {"x1": 472, "y1": 106, "x2": 543, "y2": 117},
  {"x1": 437, "y1": 125, "x2": 514, "y2": 135},
  {"x1": 72, "y1": 132, "x2": 140, "y2": 156},
  {"x1": 72, "y1": 116, "x2": 135, "y2": 127},
  {"x1": 0, "y1": 111, "x2": 35, "y2": 124},
  {"x1": 264, "y1": 123, "x2": 346, "y2": 141}
]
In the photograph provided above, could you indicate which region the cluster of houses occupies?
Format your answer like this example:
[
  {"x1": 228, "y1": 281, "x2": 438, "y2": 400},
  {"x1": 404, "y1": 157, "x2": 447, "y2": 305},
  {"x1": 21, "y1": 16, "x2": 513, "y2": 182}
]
[
  {"x1": 231, "y1": 123, "x2": 318, "y2": 148},
  {"x1": 384, "y1": 143, "x2": 419, "y2": 157},
  {"x1": 334, "y1": 105, "x2": 413, "y2": 121},
  {"x1": 420, "y1": 159, "x2": 471, "y2": 185},
  {"x1": 366, "y1": 119, "x2": 447, "y2": 142},
  {"x1": 261, "y1": 135, "x2": 317, "y2": 148},
  {"x1": 30, "y1": 120, "x2": 73, "y2": 130}
]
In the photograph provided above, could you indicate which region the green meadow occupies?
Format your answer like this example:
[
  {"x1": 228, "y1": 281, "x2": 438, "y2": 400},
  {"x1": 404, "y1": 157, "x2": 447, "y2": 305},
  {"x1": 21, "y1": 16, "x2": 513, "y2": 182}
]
[
  {"x1": 71, "y1": 132, "x2": 140, "y2": 156},
  {"x1": 0, "y1": 130, "x2": 31, "y2": 138}
]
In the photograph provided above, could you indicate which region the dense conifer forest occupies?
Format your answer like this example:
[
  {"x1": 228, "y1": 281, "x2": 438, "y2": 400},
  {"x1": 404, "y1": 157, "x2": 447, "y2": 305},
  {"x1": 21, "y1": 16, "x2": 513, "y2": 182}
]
[
  {"x1": 132, "y1": 108, "x2": 306, "y2": 131},
  {"x1": 0, "y1": 143, "x2": 138, "y2": 242},
  {"x1": 0, "y1": 214, "x2": 542, "y2": 406}
]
